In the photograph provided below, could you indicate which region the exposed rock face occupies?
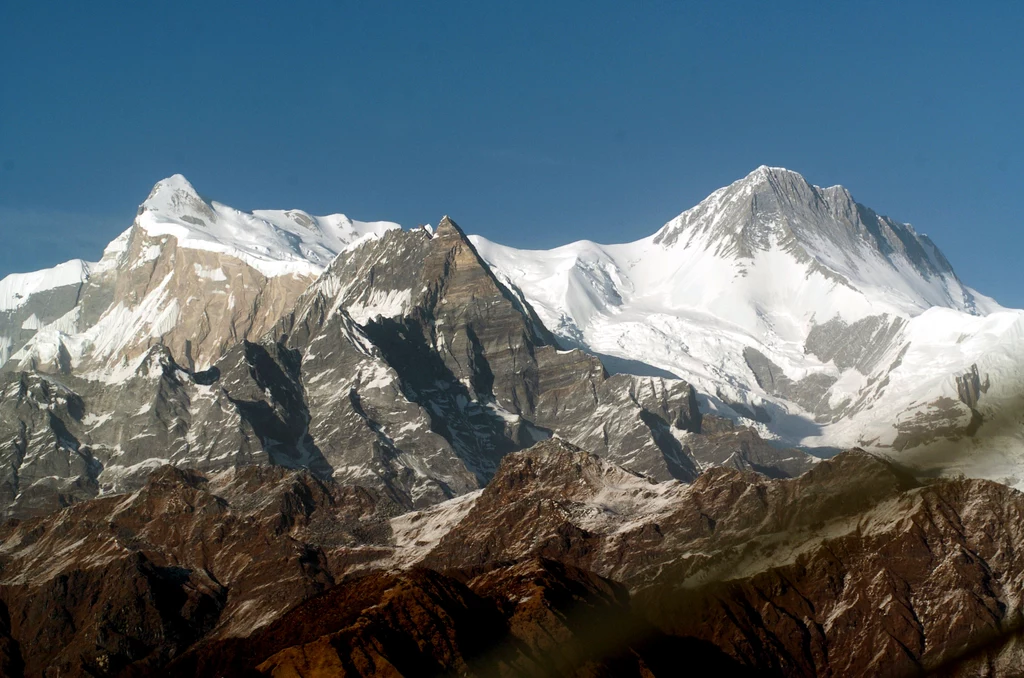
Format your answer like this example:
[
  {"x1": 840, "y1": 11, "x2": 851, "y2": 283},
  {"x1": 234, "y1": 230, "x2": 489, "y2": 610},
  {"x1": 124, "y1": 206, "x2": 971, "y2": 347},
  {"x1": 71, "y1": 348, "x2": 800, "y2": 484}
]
[
  {"x1": 0, "y1": 207, "x2": 812, "y2": 518},
  {"x1": 5, "y1": 174, "x2": 402, "y2": 379},
  {"x1": 653, "y1": 167, "x2": 960, "y2": 289},
  {"x1": 169, "y1": 559, "x2": 749, "y2": 678},
  {"x1": 0, "y1": 457, "x2": 749, "y2": 678},
  {"x1": 3, "y1": 443, "x2": 1024, "y2": 676},
  {"x1": 419, "y1": 441, "x2": 1024, "y2": 676},
  {"x1": 744, "y1": 346, "x2": 838, "y2": 419},
  {"x1": 803, "y1": 313, "x2": 908, "y2": 374},
  {"x1": 0, "y1": 464, "x2": 398, "y2": 677},
  {"x1": 7, "y1": 222, "x2": 316, "y2": 379},
  {"x1": 0, "y1": 371, "x2": 100, "y2": 515},
  {"x1": 272, "y1": 216, "x2": 809, "y2": 496},
  {"x1": 421, "y1": 440, "x2": 913, "y2": 584},
  {"x1": 956, "y1": 363, "x2": 990, "y2": 409}
]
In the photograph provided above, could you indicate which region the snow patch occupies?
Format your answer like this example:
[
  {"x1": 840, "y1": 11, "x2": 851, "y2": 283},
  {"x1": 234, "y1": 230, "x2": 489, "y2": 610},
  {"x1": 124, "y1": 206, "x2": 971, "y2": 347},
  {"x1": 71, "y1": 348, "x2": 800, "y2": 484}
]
[
  {"x1": 389, "y1": 490, "x2": 482, "y2": 568},
  {"x1": 193, "y1": 263, "x2": 228, "y2": 281},
  {"x1": 0, "y1": 259, "x2": 92, "y2": 311},
  {"x1": 346, "y1": 288, "x2": 412, "y2": 324}
]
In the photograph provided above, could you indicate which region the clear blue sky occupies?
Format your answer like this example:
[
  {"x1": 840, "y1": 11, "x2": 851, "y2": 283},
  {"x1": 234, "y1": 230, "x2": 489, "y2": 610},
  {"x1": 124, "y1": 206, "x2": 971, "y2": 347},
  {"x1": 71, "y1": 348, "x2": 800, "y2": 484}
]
[{"x1": 1, "y1": 1, "x2": 1021, "y2": 307}]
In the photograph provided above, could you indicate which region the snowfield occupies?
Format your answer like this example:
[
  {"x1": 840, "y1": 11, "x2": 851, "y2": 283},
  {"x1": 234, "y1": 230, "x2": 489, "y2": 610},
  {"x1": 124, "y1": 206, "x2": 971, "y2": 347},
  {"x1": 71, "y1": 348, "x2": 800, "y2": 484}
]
[
  {"x1": 138, "y1": 174, "x2": 401, "y2": 278},
  {"x1": 471, "y1": 167, "x2": 1024, "y2": 484}
]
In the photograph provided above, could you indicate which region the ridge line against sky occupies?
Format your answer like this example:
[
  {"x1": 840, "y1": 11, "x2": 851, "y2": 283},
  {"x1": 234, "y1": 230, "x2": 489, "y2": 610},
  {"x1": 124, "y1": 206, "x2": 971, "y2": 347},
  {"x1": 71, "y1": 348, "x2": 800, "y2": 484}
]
[{"x1": 0, "y1": 1, "x2": 1021, "y2": 307}]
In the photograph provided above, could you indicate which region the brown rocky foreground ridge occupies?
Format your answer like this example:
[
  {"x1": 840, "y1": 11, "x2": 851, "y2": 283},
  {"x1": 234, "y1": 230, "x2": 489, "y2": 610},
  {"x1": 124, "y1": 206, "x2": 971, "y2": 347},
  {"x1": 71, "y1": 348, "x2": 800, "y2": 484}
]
[{"x1": 1, "y1": 440, "x2": 1024, "y2": 676}]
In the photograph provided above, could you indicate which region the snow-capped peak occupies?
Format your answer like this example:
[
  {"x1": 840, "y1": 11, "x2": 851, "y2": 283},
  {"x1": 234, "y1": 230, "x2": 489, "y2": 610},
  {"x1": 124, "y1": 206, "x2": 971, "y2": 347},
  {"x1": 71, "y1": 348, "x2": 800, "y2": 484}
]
[
  {"x1": 139, "y1": 174, "x2": 211, "y2": 220},
  {"x1": 647, "y1": 166, "x2": 986, "y2": 316},
  {"x1": 3, "y1": 176, "x2": 404, "y2": 374},
  {"x1": 149, "y1": 173, "x2": 199, "y2": 194},
  {"x1": 471, "y1": 166, "x2": 1013, "y2": 458},
  {"x1": 748, "y1": 165, "x2": 802, "y2": 181},
  {"x1": 134, "y1": 175, "x2": 401, "y2": 278}
]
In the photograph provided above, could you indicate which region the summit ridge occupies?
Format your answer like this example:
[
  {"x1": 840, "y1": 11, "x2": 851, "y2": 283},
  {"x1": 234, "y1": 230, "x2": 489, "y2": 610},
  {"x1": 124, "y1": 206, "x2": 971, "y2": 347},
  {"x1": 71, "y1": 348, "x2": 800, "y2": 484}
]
[{"x1": 1, "y1": 167, "x2": 1023, "y2": 510}]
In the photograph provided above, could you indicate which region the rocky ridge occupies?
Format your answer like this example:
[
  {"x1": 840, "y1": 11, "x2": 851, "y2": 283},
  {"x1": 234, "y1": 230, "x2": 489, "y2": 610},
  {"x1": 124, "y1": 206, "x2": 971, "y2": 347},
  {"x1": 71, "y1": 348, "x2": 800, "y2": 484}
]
[
  {"x1": 0, "y1": 260, "x2": 91, "y2": 366},
  {"x1": 2, "y1": 170, "x2": 1022, "y2": 676},
  {"x1": 0, "y1": 198, "x2": 811, "y2": 518},
  {"x1": 2, "y1": 442, "x2": 1024, "y2": 676}
]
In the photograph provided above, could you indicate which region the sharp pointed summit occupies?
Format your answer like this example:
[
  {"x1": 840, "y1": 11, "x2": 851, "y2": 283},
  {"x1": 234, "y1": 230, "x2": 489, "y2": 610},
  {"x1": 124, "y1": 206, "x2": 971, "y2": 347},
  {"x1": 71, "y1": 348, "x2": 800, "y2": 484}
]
[
  {"x1": 139, "y1": 173, "x2": 213, "y2": 220},
  {"x1": 435, "y1": 215, "x2": 466, "y2": 238}
]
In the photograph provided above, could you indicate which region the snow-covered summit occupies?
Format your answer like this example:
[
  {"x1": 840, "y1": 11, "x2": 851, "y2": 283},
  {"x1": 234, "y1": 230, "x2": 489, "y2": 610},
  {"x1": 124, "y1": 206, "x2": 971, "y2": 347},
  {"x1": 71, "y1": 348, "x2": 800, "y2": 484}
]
[
  {"x1": 472, "y1": 167, "x2": 1022, "y2": 474},
  {"x1": 137, "y1": 174, "x2": 401, "y2": 277},
  {"x1": 651, "y1": 166, "x2": 988, "y2": 316},
  {"x1": 3, "y1": 176, "x2": 404, "y2": 375},
  {"x1": 474, "y1": 166, "x2": 994, "y2": 353}
]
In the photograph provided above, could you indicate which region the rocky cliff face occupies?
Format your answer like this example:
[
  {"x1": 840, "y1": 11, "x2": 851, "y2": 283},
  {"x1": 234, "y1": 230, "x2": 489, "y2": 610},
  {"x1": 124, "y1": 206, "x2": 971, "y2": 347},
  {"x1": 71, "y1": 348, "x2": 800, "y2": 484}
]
[
  {"x1": 0, "y1": 464, "x2": 397, "y2": 677},
  {"x1": 417, "y1": 441, "x2": 1024, "y2": 676},
  {"x1": 0, "y1": 205, "x2": 812, "y2": 518},
  {"x1": 6, "y1": 206, "x2": 330, "y2": 379},
  {"x1": 2, "y1": 442, "x2": 1024, "y2": 676}
]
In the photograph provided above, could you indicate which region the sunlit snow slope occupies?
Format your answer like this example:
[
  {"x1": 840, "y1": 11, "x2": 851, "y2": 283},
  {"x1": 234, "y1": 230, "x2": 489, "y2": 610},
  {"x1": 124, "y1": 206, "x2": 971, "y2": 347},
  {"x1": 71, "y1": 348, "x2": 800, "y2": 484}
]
[
  {"x1": 4, "y1": 175, "x2": 401, "y2": 375},
  {"x1": 472, "y1": 167, "x2": 1024, "y2": 483},
  {"x1": 138, "y1": 174, "x2": 399, "y2": 277},
  {"x1": 4, "y1": 167, "x2": 1022, "y2": 485}
]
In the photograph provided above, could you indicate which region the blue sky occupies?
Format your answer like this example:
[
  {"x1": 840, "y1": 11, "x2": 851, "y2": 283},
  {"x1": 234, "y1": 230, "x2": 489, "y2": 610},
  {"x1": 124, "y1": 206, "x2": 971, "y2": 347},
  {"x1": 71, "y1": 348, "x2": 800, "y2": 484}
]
[{"x1": 1, "y1": 1, "x2": 1021, "y2": 307}]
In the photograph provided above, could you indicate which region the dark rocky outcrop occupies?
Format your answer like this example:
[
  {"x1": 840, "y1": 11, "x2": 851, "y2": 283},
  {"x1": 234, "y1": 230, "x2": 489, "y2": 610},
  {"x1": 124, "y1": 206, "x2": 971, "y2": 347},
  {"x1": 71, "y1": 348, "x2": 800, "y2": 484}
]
[
  {"x1": 170, "y1": 559, "x2": 752, "y2": 678},
  {"x1": 3, "y1": 443, "x2": 1024, "y2": 676},
  {"x1": 0, "y1": 464, "x2": 399, "y2": 677}
]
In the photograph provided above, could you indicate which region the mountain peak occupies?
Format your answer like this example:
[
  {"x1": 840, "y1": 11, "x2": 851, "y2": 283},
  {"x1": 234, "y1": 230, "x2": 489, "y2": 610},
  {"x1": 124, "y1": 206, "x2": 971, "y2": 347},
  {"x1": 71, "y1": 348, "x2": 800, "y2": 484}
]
[
  {"x1": 139, "y1": 174, "x2": 215, "y2": 223},
  {"x1": 747, "y1": 165, "x2": 804, "y2": 181},
  {"x1": 155, "y1": 173, "x2": 198, "y2": 193},
  {"x1": 738, "y1": 165, "x2": 819, "y2": 198},
  {"x1": 637, "y1": 166, "x2": 982, "y2": 319},
  {"x1": 435, "y1": 215, "x2": 466, "y2": 238},
  {"x1": 741, "y1": 167, "x2": 862, "y2": 216},
  {"x1": 652, "y1": 166, "x2": 960, "y2": 290},
  {"x1": 144, "y1": 174, "x2": 202, "y2": 204}
]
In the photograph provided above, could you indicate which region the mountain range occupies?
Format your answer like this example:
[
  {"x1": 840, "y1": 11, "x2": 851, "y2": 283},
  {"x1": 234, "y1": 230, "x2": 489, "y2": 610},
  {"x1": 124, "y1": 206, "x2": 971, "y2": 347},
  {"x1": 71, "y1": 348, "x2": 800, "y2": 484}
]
[{"x1": 1, "y1": 168, "x2": 1023, "y2": 676}]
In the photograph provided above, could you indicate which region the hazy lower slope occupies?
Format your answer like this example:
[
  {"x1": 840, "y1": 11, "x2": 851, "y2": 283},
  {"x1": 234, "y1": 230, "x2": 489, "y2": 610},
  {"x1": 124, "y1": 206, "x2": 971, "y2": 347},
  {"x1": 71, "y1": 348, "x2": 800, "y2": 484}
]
[{"x1": 4, "y1": 442, "x2": 1024, "y2": 677}]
